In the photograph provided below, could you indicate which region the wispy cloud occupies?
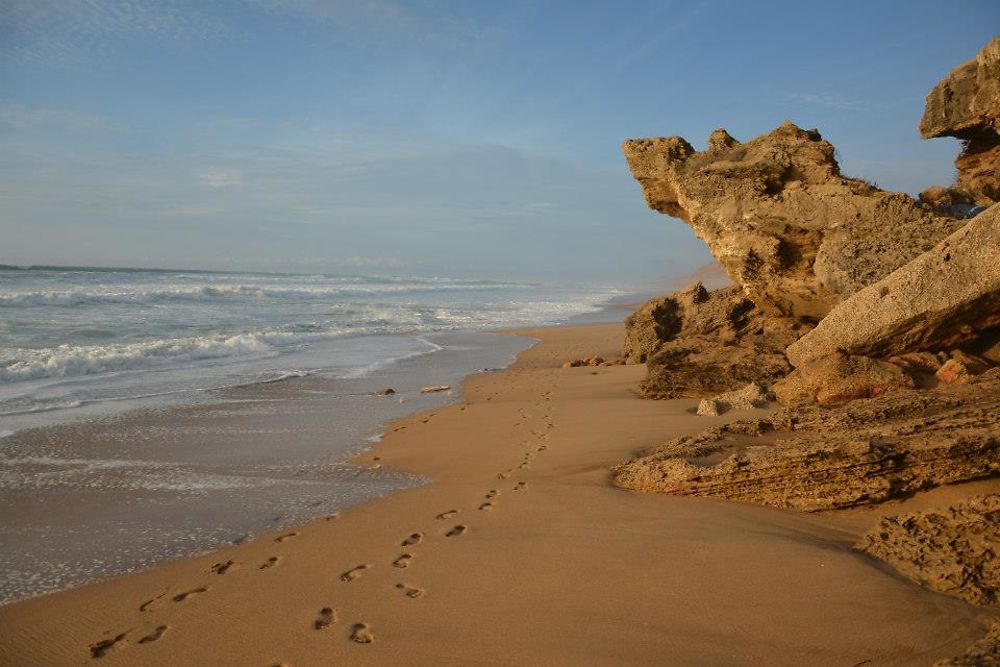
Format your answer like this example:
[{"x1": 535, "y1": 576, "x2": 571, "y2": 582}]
[
  {"x1": 0, "y1": 101, "x2": 125, "y2": 130},
  {"x1": 0, "y1": 0, "x2": 230, "y2": 68},
  {"x1": 781, "y1": 91, "x2": 867, "y2": 110},
  {"x1": 198, "y1": 170, "x2": 243, "y2": 189}
]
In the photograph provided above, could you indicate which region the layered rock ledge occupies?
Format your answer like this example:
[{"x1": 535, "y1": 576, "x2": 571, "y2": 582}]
[{"x1": 611, "y1": 369, "x2": 1000, "y2": 511}]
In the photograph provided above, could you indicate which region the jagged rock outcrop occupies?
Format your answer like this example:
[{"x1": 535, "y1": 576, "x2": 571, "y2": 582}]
[
  {"x1": 623, "y1": 122, "x2": 963, "y2": 319},
  {"x1": 785, "y1": 204, "x2": 1000, "y2": 367},
  {"x1": 611, "y1": 369, "x2": 1000, "y2": 511},
  {"x1": 857, "y1": 494, "x2": 999, "y2": 607},
  {"x1": 622, "y1": 284, "x2": 798, "y2": 398},
  {"x1": 623, "y1": 284, "x2": 759, "y2": 363},
  {"x1": 920, "y1": 36, "x2": 1000, "y2": 206}
]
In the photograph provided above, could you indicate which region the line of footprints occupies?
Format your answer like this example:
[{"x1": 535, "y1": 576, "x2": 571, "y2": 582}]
[{"x1": 89, "y1": 403, "x2": 553, "y2": 660}]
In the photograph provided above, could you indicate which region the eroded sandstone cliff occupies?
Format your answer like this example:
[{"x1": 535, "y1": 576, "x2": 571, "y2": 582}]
[{"x1": 623, "y1": 122, "x2": 963, "y2": 320}]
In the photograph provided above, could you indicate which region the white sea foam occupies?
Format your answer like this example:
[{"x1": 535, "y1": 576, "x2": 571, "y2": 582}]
[
  {"x1": 0, "y1": 267, "x2": 624, "y2": 431},
  {"x1": 0, "y1": 329, "x2": 351, "y2": 383},
  {"x1": 0, "y1": 280, "x2": 531, "y2": 308}
]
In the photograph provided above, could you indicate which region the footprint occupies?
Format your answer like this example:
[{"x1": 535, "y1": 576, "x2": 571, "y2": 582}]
[
  {"x1": 138, "y1": 591, "x2": 167, "y2": 612},
  {"x1": 260, "y1": 556, "x2": 280, "y2": 570},
  {"x1": 173, "y1": 587, "x2": 208, "y2": 602},
  {"x1": 445, "y1": 525, "x2": 467, "y2": 537},
  {"x1": 485, "y1": 490, "x2": 498, "y2": 499},
  {"x1": 478, "y1": 502, "x2": 495, "y2": 511},
  {"x1": 392, "y1": 554, "x2": 413, "y2": 569},
  {"x1": 341, "y1": 564, "x2": 371, "y2": 582},
  {"x1": 211, "y1": 560, "x2": 234, "y2": 575},
  {"x1": 315, "y1": 607, "x2": 336, "y2": 630},
  {"x1": 89, "y1": 632, "x2": 127, "y2": 659},
  {"x1": 350, "y1": 623, "x2": 375, "y2": 644},
  {"x1": 395, "y1": 583, "x2": 426, "y2": 599},
  {"x1": 275, "y1": 532, "x2": 297, "y2": 543},
  {"x1": 497, "y1": 472, "x2": 509, "y2": 480},
  {"x1": 401, "y1": 532, "x2": 423, "y2": 547},
  {"x1": 435, "y1": 510, "x2": 459, "y2": 520},
  {"x1": 514, "y1": 481, "x2": 527, "y2": 491},
  {"x1": 138, "y1": 626, "x2": 168, "y2": 645}
]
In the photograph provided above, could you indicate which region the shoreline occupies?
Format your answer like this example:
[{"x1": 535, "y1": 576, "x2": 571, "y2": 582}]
[
  {"x1": 0, "y1": 329, "x2": 532, "y2": 605},
  {"x1": 1, "y1": 321, "x2": 993, "y2": 666},
  {"x1": 0, "y1": 291, "x2": 639, "y2": 606}
]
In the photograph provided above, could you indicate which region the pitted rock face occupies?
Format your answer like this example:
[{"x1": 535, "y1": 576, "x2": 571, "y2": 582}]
[
  {"x1": 623, "y1": 121, "x2": 962, "y2": 319},
  {"x1": 920, "y1": 36, "x2": 1000, "y2": 206}
]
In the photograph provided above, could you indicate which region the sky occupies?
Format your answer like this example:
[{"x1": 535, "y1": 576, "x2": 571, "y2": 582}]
[{"x1": 1, "y1": 1, "x2": 997, "y2": 286}]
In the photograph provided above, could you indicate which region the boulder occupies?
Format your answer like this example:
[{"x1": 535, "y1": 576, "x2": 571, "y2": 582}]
[
  {"x1": 696, "y1": 382, "x2": 771, "y2": 416},
  {"x1": 772, "y1": 351, "x2": 915, "y2": 405},
  {"x1": 786, "y1": 204, "x2": 1000, "y2": 367},
  {"x1": 623, "y1": 284, "x2": 798, "y2": 398},
  {"x1": 937, "y1": 350, "x2": 992, "y2": 384},
  {"x1": 920, "y1": 36, "x2": 1000, "y2": 206},
  {"x1": 623, "y1": 283, "x2": 760, "y2": 363},
  {"x1": 623, "y1": 122, "x2": 962, "y2": 319}
]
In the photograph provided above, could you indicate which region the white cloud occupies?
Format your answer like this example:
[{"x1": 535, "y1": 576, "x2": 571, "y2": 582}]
[{"x1": 198, "y1": 170, "x2": 243, "y2": 189}]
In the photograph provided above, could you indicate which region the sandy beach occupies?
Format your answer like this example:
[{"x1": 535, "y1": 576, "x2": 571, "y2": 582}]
[{"x1": 1, "y1": 321, "x2": 994, "y2": 666}]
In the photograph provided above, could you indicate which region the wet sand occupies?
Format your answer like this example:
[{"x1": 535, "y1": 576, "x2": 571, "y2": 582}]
[
  {"x1": 0, "y1": 331, "x2": 529, "y2": 604},
  {"x1": 0, "y1": 323, "x2": 993, "y2": 666}
]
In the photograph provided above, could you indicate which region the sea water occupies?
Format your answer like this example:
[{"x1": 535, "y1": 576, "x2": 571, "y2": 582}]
[{"x1": 0, "y1": 266, "x2": 619, "y2": 433}]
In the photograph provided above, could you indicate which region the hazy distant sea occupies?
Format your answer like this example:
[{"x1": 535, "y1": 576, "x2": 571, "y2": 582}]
[{"x1": 0, "y1": 266, "x2": 620, "y2": 435}]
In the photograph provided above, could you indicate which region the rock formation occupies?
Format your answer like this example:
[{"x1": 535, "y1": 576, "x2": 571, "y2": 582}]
[
  {"x1": 857, "y1": 494, "x2": 999, "y2": 607},
  {"x1": 615, "y1": 37, "x2": 1000, "y2": 659},
  {"x1": 622, "y1": 284, "x2": 796, "y2": 398},
  {"x1": 920, "y1": 36, "x2": 1000, "y2": 206},
  {"x1": 623, "y1": 122, "x2": 963, "y2": 320},
  {"x1": 772, "y1": 351, "x2": 915, "y2": 405},
  {"x1": 785, "y1": 204, "x2": 1000, "y2": 367},
  {"x1": 611, "y1": 369, "x2": 1000, "y2": 511},
  {"x1": 696, "y1": 382, "x2": 771, "y2": 416}
]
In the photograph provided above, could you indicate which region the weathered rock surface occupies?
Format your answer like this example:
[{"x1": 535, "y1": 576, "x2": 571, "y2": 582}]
[
  {"x1": 623, "y1": 122, "x2": 962, "y2": 319},
  {"x1": 773, "y1": 351, "x2": 916, "y2": 405},
  {"x1": 857, "y1": 494, "x2": 999, "y2": 607},
  {"x1": 696, "y1": 382, "x2": 771, "y2": 416},
  {"x1": 938, "y1": 350, "x2": 993, "y2": 384},
  {"x1": 623, "y1": 284, "x2": 798, "y2": 398},
  {"x1": 611, "y1": 369, "x2": 1000, "y2": 511},
  {"x1": 920, "y1": 36, "x2": 1000, "y2": 206},
  {"x1": 786, "y1": 204, "x2": 1000, "y2": 367}
]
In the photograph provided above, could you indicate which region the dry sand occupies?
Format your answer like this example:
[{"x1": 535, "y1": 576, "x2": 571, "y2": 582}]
[{"x1": 0, "y1": 323, "x2": 993, "y2": 666}]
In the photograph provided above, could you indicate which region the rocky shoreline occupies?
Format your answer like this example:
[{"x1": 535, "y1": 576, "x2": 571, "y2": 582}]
[{"x1": 613, "y1": 36, "x2": 999, "y2": 665}]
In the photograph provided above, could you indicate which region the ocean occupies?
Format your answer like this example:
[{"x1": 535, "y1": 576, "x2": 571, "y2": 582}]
[
  {"x1": 0, "y1": 266, "x2": 620, "y2": 434},
  {"x1": 0, "y1": 266, "x2": 623, "y2": 603}
]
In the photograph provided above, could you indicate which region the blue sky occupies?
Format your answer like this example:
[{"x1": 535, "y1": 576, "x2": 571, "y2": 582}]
[{"x1": 1, "y1": 1, "x2": 997, "y2": 285}]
